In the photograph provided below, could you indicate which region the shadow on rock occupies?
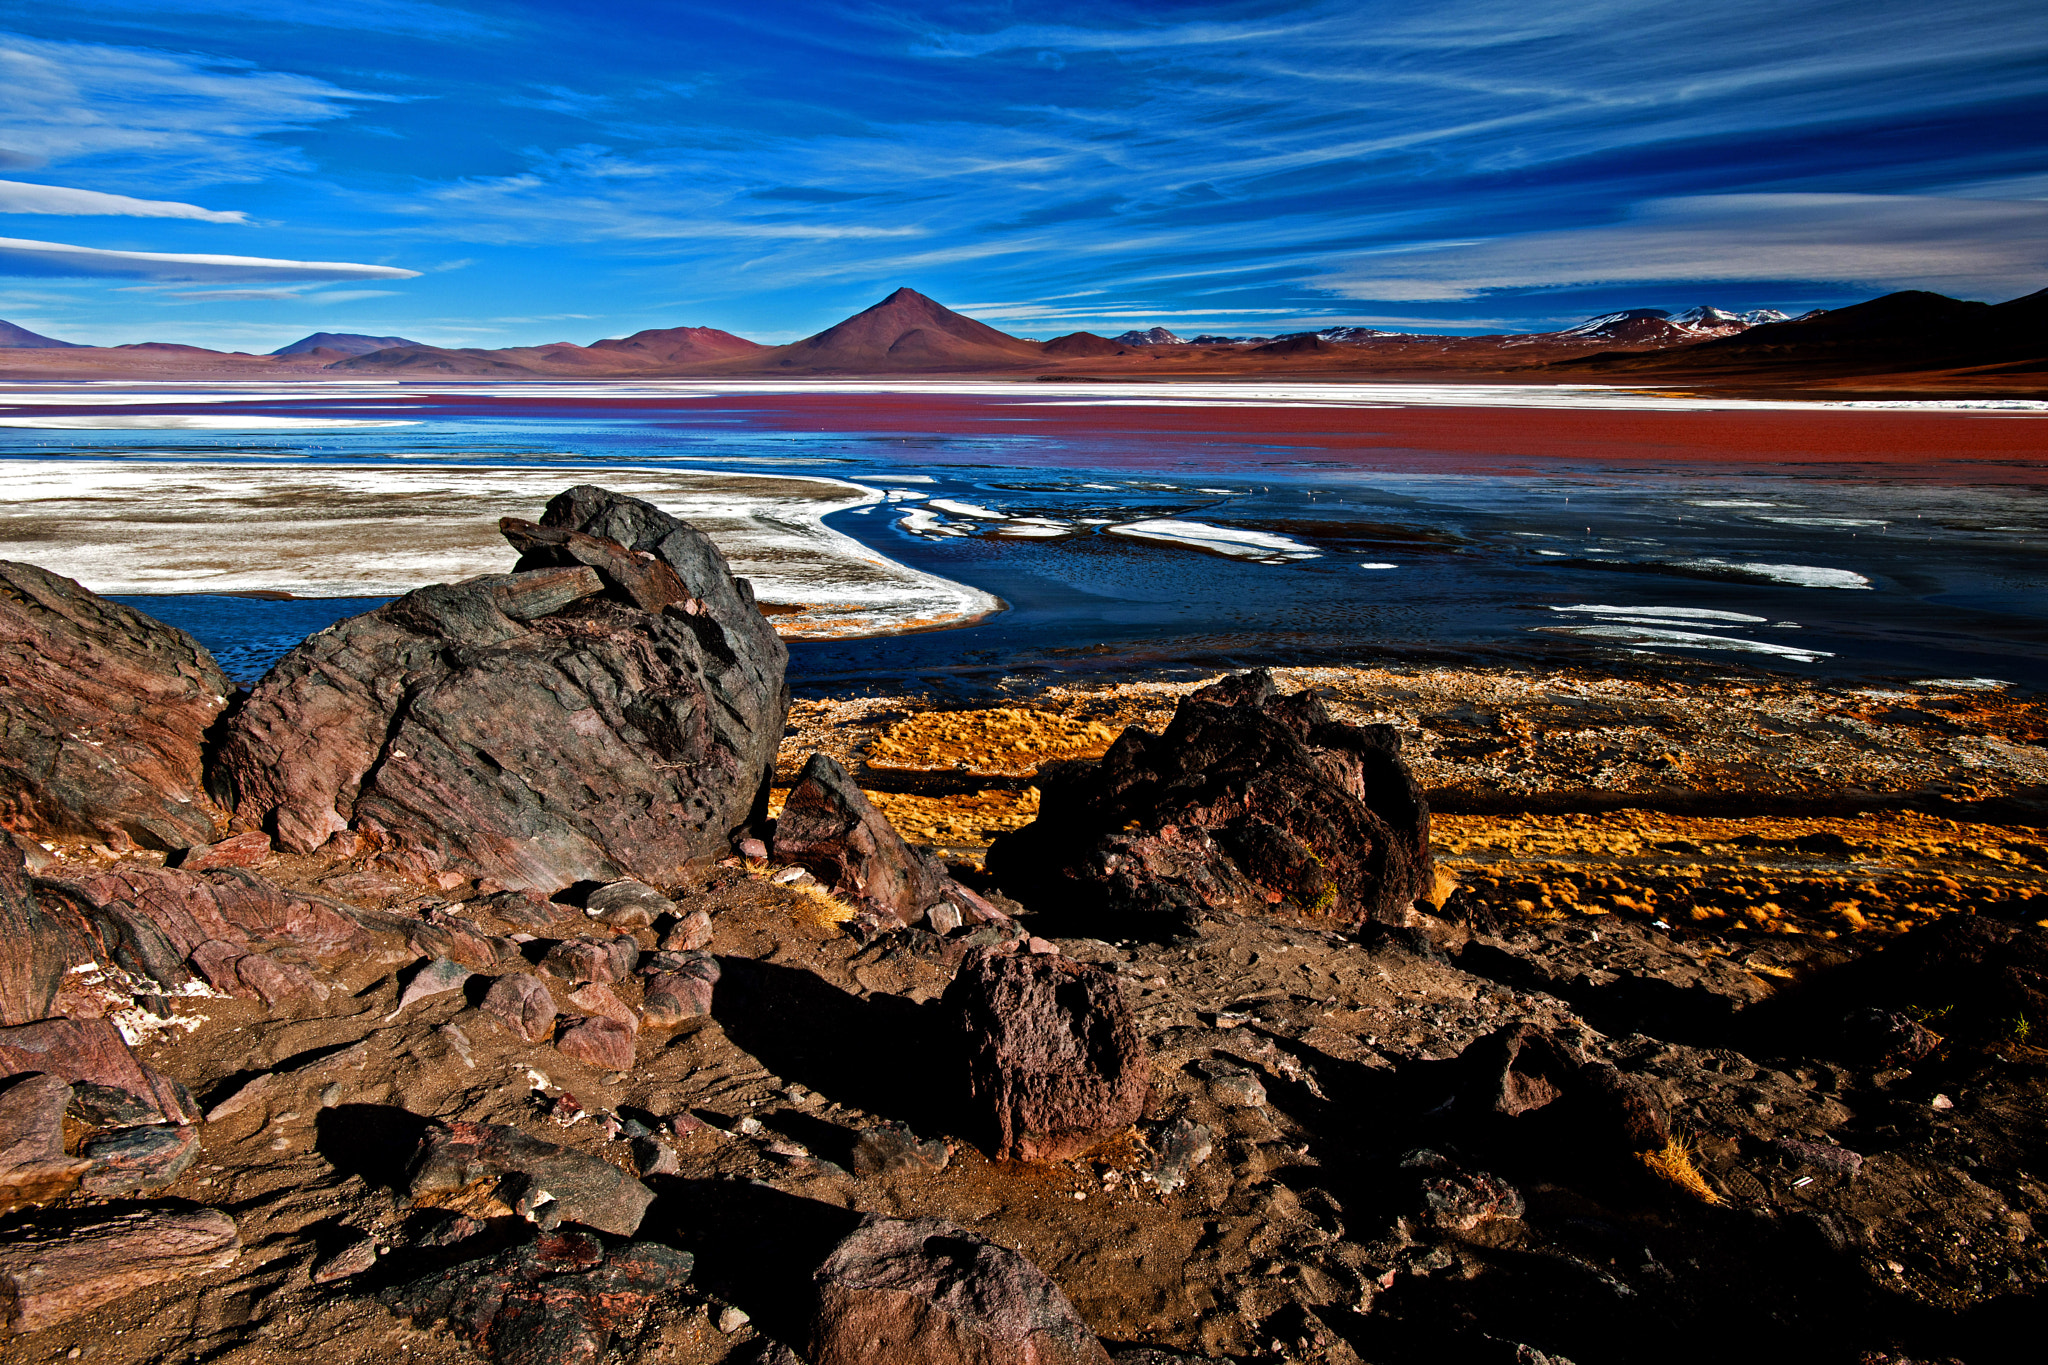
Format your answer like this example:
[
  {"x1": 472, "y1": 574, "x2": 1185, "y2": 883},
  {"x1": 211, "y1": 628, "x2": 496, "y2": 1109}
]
[
  {"x1": 313, "y1": 1103, "x2": 435, "y2": 1191},
  {"x1": 709, "y1": 957, "x2": 957, "y2": 1134},
  {"x1": 638, "y1": 1177, "x2": 859, "y2": 1349}
]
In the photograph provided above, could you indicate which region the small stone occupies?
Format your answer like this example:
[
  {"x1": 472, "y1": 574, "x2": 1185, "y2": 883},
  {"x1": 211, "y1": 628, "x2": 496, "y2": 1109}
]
[
  {"x1": 718, "y1": 1305, "x2": 752, "y2": 1333},
  {"x1": 310, "y1": 1232, "x2": 380, "y2": 1283},
  {"x1": 78, "y1": 1124, "x2": 199, "y2": 1196},
  {"x1": 176, "y1": 831, "x2": 272, "y2": 872},
  {"x1": 632, "y1": 1138, "x2": 680, "y2": 1176},
  {"x1": 482, "y1": 973, "x2": 558, "y2": 1043},
  {"x1": 662, "y1": 909, "x2": 713, "y2": 952},
  {"x1": 319, "y1": 1083, "x2": 342, "y2": 1108},
  {"x1": 0, "y1": 1074, "x2": 91, "y2": 1212},
  {"x1": 387, "y1": 957, "x2": 474, "y2": 1017},
  {"x1": 585, "y1": 879, "x2": 676, "y2": 928},
  {"x1": 738, "y1": 838, "x2": 768, "y2": 862},
  {"x1": 1142, "y1": 1118, "x2": 1212, "y2": 1195},
  {"x1": 556, "y1": 1016, "x2": 636, "y2": 1072},
  {"x1": 850, "y1": 1122, "x2": 951, "y2": 1178},
  {"x1": 1192, "y1": 1060, "x2": 1267, "y2": 1109},
  {"x1": 406, "y1": 1120, "x2": 655, "y2": 1237},
  {"x1": 566, "y1": 982, "x2": 639, "y2": 1032}
]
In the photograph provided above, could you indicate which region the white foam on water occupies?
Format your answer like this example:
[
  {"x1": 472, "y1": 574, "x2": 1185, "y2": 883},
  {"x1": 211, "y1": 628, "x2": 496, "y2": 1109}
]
[
  {"x1": 1551, "y1": 605, "x2": 1769, "y2": 623},
  {"x1": 1536, "y1": 624, "x2": 1834, "y2": 662},
  {"x1": 1357, "y1": 562, "x2": 1398, "y2": 569},
  {"x1": 1756, "y1": 516, "x2": 1889, "y2": 528},
  {"x1": 1914, "y1": 677, "x2": 2010, "y2": 690},
  {"x1": 1196, "y1": 488, "x2": 1238, "y2": 495},
  {"x1": 1688, "y1": 499, "x2": 1782, "y2": 507},
  {"x1": 1667, "y1": 558, "x2": 1872, "y2": 589},
  {"x1": 897, "y1": 507, "x2": 970, "y2": 538},
  {"x1": 992, "y1": 525, "x2": 1069, "y2": 538},
  {"x1": 928, "y1": 498, "x2": 1004, "y2": 519},
  {"x1": 1106, "y1": 519, "x2": 1320, "y2": 562},
  {"x1": 882, "y1": 489, "x2": 928, "y2": 501},
  {"x1": 0, "y1": 414, "x2": 419, "y2": 430},
  {"x1": 0, "y1": 460, "x2": 999, "y2": 639}
]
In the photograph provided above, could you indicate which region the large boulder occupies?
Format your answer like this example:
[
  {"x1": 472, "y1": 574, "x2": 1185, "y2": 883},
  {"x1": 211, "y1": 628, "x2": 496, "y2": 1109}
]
[
  {"x1": 210, "y1": 486, "x2": 790, "y2": 892},
  {"x1": 942, "y1": 942, "x2": 1148, "y2": 1164},
  {"x1": 810, "y1": 1215, "x2": 1111, "y2": 1365},
  {"x1": 0, "y1": 560, "x2": 228, "y2": 850},
  {"x1": 406, "y1": 1119, "x2": 656, "y2": 1237},
  {"x1": 987, "y1": 670, "x2": 1429, "y2": 936}
]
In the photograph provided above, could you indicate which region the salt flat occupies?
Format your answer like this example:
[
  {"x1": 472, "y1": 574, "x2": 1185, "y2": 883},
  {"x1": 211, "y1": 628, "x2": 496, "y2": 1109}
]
[{"x1": 0, "y1": 461, "x2": 999, "y2": 639}]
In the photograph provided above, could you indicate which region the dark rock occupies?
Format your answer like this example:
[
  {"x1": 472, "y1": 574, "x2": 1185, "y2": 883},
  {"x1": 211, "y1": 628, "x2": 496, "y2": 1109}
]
[
  {"x1": 175, "y1": 830, "x2": 272, "y2": 871},
  {"x1": 986, "y1": 669, "x2": 1430, "y2": 935},
  {"x1": 1771, "y1": 1136, "x2": 1864, "y2": 1178},
  {"x1": 1456, "y1": 1023, "x2": 1583, "y2": 1119},
  {"x1": 556, "y1": 1015, "x2": 636, "y2": 1072},
  {"x1": 472, "y1": 889, "x2": 562, "y2": 930},
  {"x1": 380, "y1": 1225, "x2": 691, "y2": 1365},
  {"x1": 482, "y1": 973, "x2": 558, "y2": 1043},
  {"x1": 630, "y1": 1137, "x2": 679, "y2": 1176},
  {"x1": 1563, "y1": 1063, "x2": 1673, "y2": 1155},
  {"x1": 810, "y1": 1215, "x2": 1111, "y2": 1365},
  {"x1": 1189, "y1": 1058, "x2": 1266, "y2": 1108},
  {"x1": 1837, "y1": 1008, "x2": 1942, "y2": 1068},
  {"x1": 67, "y1": 1079, "x2": 161, "y2": 1128},
  {"x1": 1403, "y1": 1150, "x2": 1527, "y2": 1232},
  {"x1": 943, "y1": 942, "x2": 1149, "y2": 1163},
  {"x1": 407, "y1": 1119, "x2": 656, "y2": 1237},
  {"x1": 470, "y1": 565, "x2": 605, "y2": 620},
  {"x1": 1819, "y1": 917, "x2": 2048, "y2": 1054},
  {"x1": 411, "y1": 910, "x2": 522, "y2": 972},
  {"x1": 0, "y1": 560, "x2": 229, "y2": 851},
  {"x1": 850, "y1": 1121, "x2": 951, "y2": 1177},
  {"x1": 0, "y1": 1016, "x2": 196, "y2": 1124},
  {"x1": 773, "y1": 753, "x2": 950, "y2": 925},
  {"x1": 210, "y1": 486, "x2": 790, "y2": 892},
  {"x1": 77, "y1": 1123, "x2": 200, "y2": 1195},
  {"x1": 0, "y1": 1205, "x2": 239, "y2": 1334},
  {"x1": 0, "y1": 1074, "x2": 90, "y2": 1212}
]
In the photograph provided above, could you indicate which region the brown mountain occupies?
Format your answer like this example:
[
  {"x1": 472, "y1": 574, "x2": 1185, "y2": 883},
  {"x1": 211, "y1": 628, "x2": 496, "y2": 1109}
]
[
  {"x1": 745, "y1": 287, "x2": 1045, "y2": 372},
  {"x1": 1041, "y1": 331, "x2": 1126, "y2": 358},
  {"x1": 587, "y1": 324, "x2": 764, "y2": 365},
  {"x1": 1564, "y1": 288, "x2": 2048, "y2": 377}
]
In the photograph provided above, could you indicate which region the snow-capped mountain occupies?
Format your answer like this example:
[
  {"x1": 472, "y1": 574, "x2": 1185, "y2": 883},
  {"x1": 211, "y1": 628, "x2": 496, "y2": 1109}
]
[
  {"x1": 1317, "y1": 326, "x2": 1401, "y2": 342},
  {"x1": 1110, "y1": 327, "x2": 1186, "y2": 346}
]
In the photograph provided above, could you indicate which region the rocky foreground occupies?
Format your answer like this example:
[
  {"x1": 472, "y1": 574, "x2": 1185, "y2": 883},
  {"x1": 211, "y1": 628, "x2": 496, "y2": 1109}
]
[{"x1": 1, "y1": 486, "x2": 2044, "y2": 1365}]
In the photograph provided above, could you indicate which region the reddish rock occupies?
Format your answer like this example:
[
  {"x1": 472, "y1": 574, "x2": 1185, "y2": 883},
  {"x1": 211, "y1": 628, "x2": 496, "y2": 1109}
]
[
  {"x1": 0, "y1": 1017, "x2": 196, "y2": 1124},
  {"x1": 0, "y1": 1074, "x2": 91, "y2": 1213},
  {"x1": 0, "y1": 560, "x2": 229, "y2": 851},
  {"x1": 662, "y1": 908, "x2": 713, "y2": 951},
  {"x1": 774, "y1": 753, "x2": 949, "y2": 925},
  {"x1": 987, "y1": 669, "x2": 1431, "y2": 936},
  {"x1": 381, "y1": 1227, "x2": 691, "y2": 1365},
  {"x1": 541, "y1": 934, "x2": 638, "y2": 985},
  {"x1": 175, "y1": 830, "x2": 272, "y2": 871},
  {"x1": 210, "y1": 487, "x2": 789, "y2": 893},
  {"x1": 556, "y1": 1015, "x2": 636, "y2": 1072},
  {"x1": 1456, "y1": 1023, "x2": 1582, "y2": 1119},
  {"x1": 810, "y1": 1215, "x2": 1111, "y2": 1365},
  {"x1": 482, "y1": 973, "x2": 558, "y2": 1043},
  {"x1": 566, "y1": 982, "x2": 637, "y2": 1031},
  {"x1": 0, "y1": 837, "x2": 92, "y2": 1025},
  {"x1": 942, "y1": 943, "x2": 1148, "y2": 1163},
  {"x1": 406, "y1": 1120, "x2": 654, "y2": 1236},
  {"x1": 0, "y1": 1206, "x2": 239, "y2": 1334},
  {"x1": 232, "y1": 951, "x2": 323, "y2": 1007},
  {"x1": 639, "y1": 953, "x2": 718, "y2": 1027}
]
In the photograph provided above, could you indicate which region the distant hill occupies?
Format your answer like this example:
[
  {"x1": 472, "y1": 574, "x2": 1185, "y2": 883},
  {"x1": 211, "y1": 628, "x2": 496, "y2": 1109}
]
[
  {"x1": 271, "y1": 331, "x2": 422, "y2": 357},
  {"x1": 0, "y1": 318, "x2": 81, "y2": 348},
  {"x1": 1111, "y1": 327, "x2": 1185, "y2": 346},
  {"x1": 587, "y1": 324, "x2": 764, "y2": 365},
  {"x1": 752, "y1": 288, "x2": 1046, "y2": 372},
  {"x1": 1041, "y1": 331, "x2": 1126, "y2": 357}
]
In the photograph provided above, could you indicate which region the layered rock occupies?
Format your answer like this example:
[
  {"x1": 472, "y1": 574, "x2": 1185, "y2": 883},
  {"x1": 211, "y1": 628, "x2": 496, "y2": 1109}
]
[
  {"x1": 943, "y1": 942, "x2": 1148, "y2": 1163},
  {"x1": 810, "y1": 1215, "x2": 1111, "y2": 1365},
  {"x1": 0, "y1": 839, "x2": 84, "y2": 1025},
  {"x1": 0, "y1": 560, "x2": 228, "y2": 850},
  {"x1": 210, "y1": 486, "x2": 790, "y2": 892},
  {"x1": 406, "y1": 1119, "x2": 656, "y2": 1237},
  {"x1": 0, "y1": 1206, "x2": 239, "y2": 1334},
  {"x1": 774, "y1": 753, "x2": 949, "y2": 924},
  {"x1": 987, "y1": 670, "x2": 1430, "y2": 936}
]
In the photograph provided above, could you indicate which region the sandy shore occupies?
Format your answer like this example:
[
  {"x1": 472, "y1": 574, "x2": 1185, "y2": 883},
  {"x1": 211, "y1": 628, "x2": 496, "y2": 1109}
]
[{"x1": 0, "y1": 461, "x2": 999, "y2": 639}]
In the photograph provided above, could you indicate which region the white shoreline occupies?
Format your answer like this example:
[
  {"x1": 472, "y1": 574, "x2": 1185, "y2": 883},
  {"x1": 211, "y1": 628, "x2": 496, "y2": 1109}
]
[{"x1": 0, "y1": 460, "x2": 1001, "y2": 640}]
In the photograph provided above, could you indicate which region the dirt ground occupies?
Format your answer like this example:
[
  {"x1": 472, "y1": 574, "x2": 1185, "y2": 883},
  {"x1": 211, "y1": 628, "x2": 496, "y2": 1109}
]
[{"x1": 7, "y1": 660, "x2": 2046, "y2": 1365}]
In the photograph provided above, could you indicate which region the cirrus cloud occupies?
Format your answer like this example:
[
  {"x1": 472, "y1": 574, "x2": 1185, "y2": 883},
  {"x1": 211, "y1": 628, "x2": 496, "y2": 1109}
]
[
  {"x1": 0, "y1": 179, "x2": 247, "y2": 221},
  {"x1": 0, "y1": 236, "x2": 420, "y2": 282}
]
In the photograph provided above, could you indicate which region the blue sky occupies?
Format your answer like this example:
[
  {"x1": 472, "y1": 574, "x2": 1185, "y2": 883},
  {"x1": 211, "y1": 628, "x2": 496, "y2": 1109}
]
[{"x1": 3, "y1": 1, "x2": 2046, "y2": 349}]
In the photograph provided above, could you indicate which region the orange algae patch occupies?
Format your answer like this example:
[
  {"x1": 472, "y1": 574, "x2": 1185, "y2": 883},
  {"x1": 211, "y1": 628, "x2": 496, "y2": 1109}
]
[{"x1": 864, "y1": 707, "x2": 1121, "y2": 777}]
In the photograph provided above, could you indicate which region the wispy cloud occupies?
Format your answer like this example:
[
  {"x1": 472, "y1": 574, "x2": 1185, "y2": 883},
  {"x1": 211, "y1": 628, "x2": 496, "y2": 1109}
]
[
  {"x1": 1317, "y1": 194, "x2": 2048, "y2": 300},
  {"x1": 0, "y1": 178, "x2": 247, "y2": 221},
  {"x1": 0, "y1": 236, "x2": 420, "y2": 282}
]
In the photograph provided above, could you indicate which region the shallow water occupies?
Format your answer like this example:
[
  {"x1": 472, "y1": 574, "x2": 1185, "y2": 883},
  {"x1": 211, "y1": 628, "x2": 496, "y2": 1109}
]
[{"x1": 5, "y1": 381, "x2": 2044, "y2": 689}]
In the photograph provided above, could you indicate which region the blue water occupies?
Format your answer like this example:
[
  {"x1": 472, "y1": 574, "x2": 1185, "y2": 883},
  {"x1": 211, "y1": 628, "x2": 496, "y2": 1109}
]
[{"x1": 11, "y1": 387, "x2": 2047, "y2": 690}]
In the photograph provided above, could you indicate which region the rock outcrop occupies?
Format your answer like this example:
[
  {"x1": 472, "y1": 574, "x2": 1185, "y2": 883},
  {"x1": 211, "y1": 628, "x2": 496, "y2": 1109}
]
[
  {"x1": 406, "y1": 1119, "x2": 656, "y2": 1237},
  {"x1": 0, "y1": 1205, "x2": 239, "y2": 1334},
  {"x1": 0, "y1": 560, "x2": 228, "y2": 850},
  {"x1": 812, "y1": 1215, "x2": 1111, "y2": 1365},
  {"x1": 943, "y1": 942, "x2": 1148, "y2": 1163},
  {"x1": 210, "y1": 486, "x2": 790, "y2": 892},
  {"x1": 987, "y1": 670, "x2": 1429, "y2": 936},
  {"x1": 774, "y1": 753, "x2": 950, "y2": 924},
  {"x1": 0, "y1": 839, "x2": 84, "y2": 1026}
]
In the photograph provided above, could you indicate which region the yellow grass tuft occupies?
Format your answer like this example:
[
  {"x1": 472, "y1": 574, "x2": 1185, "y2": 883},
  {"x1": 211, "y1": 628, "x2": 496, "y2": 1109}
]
[
  {"x1": 789, "y1": 881, "x2": 858, "y2": 930},
  {"x1": 1638, "y1": 1132, "x2": 1722, "y2": 1204}
]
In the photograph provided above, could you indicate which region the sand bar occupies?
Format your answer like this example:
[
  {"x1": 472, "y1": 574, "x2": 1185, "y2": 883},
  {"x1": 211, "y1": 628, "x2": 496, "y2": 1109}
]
[{"x1": 0, "y1": 460, "x2": 1000, "y2": 639}]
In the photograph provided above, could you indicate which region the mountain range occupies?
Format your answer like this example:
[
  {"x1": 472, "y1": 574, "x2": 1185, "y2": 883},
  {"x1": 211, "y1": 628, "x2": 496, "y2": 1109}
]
[{"x1": 0, "y1": 286, "x2": 2040, "y2": 389}]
